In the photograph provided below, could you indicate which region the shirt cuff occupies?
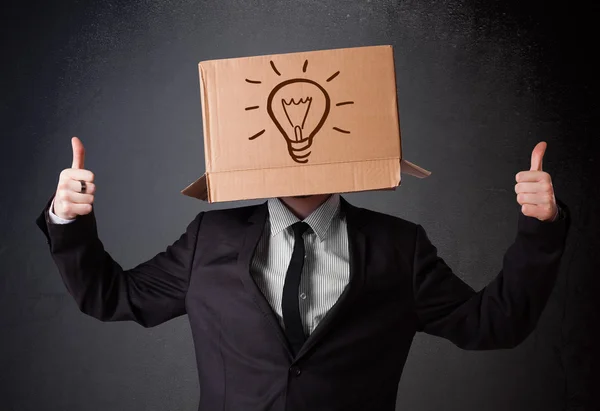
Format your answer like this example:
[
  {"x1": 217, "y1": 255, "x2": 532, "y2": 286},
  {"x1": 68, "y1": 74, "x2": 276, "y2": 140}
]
[{"x1": 48, "y1": 198, "x2": 76, "y2": 224}]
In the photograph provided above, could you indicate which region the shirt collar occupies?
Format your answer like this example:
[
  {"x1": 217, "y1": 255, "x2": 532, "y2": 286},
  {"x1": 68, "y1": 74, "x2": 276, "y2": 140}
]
[{"x1": 267, "y1": 194, "x2": 341, "y2": 241}]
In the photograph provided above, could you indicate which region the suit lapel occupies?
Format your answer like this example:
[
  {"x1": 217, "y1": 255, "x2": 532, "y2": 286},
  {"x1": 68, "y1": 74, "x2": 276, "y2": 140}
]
[
  {"x1": 235, "y1": 202, "x2": 295, "y2": 360},
  {"x1": 296, "y1": 197, "x2": 367, "y2": 359}
]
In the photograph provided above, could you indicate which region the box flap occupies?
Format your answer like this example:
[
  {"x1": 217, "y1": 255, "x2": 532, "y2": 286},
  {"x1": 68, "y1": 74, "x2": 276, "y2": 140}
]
[
  {"x1": 400, "y1": 159, "x2": 431, "y2": 178},
  {"x1": 180, "y1": 158, "x2": 430, "y2": 202},
  {"x1": 181, "y1": 174, "x2": 209, "y2": 201},
  {"x1": 184, "y1": 158, "x2": 400, "y2": 202}
]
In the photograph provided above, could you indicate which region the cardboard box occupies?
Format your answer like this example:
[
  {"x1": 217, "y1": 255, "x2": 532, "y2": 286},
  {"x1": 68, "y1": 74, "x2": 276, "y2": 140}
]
[{"x1": 182, "y1": 45, "x2": 430, "y2": 202}]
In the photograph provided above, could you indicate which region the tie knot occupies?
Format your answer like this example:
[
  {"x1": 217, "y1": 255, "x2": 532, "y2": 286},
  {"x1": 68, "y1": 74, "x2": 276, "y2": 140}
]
[{"x1": 291, "y1": 221, "x2": 310, "y2": 237}]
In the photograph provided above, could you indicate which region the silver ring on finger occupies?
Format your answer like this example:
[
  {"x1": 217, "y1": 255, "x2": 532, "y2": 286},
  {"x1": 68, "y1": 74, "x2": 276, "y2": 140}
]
[{"x1": 79, "y1": 180, "x2": 87, "y2": 193}]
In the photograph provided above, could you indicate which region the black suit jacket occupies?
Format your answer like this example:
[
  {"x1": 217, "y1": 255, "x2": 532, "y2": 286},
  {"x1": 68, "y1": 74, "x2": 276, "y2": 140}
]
[{"x1": 36, "y1": 195, "x2": 570, "y2": 411}]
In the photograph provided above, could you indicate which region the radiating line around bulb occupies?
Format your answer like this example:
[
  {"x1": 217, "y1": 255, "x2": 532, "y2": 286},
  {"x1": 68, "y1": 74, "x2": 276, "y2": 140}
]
[
  {"x1": 248, "y1": 129, "x2": 266, "y2": 140},
  {"x1": 270, "y1": 61, "x2": 281, "y2": 76},
  {"x1": 333, "y1": 127, "x2": 350, "y2": 134},
  {"x1": 326, "y1": 71, "x2": 340, "y2": 82}
]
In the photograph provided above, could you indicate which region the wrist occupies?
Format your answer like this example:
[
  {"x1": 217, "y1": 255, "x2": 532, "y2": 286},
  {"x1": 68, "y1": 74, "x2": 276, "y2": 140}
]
[{"x1": 48, "y1": 198, "x2": 76, "y2": 224}]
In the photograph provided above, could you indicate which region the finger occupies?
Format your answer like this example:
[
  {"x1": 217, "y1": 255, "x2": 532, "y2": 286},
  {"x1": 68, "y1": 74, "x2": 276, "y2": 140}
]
[
  {"x1": 71, "y1": 136, "x2": 85, "y2": 170},
  {"x1": 60, "y1": 202, "x2": 93, "y2": 216},
  {"x1": 515, "y1": 170, "x2": 548, "y2": 183},
  {"x1": 57, "y1": 189, "x2": 95, "y2": 205},
  {"x1": 61, "y1": 179, "x2": 96, "y2": 195},
  {"x1": 60, "y1": 168, "x2": 94, "y2": 183},
  {"x1": 516, "y1": 192, "x2": 553, "y2": 205},
  {"x1": 521, "y1": 203, "x2": 555, "y2": 220},
  {"x1": 530, "y1": 141, "x2": 547, "y2": 171},
  {"x1": 515, "y1": 182, "x2": 545, "y2": 194},
  {"x1": 521, "y1": 204, "x2": 539, "y2": 217}
]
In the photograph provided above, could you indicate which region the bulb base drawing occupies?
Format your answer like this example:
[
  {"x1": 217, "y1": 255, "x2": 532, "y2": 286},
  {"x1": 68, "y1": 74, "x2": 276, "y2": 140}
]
[{"x1": 287, "y1": 137, "x2": 313, "y2": 163}]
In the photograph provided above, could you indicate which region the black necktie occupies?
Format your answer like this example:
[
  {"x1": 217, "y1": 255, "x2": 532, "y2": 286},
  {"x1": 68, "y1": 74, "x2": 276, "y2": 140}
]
[{"x1": 282, "y1": 221, "x2": 310, "y2": 355}]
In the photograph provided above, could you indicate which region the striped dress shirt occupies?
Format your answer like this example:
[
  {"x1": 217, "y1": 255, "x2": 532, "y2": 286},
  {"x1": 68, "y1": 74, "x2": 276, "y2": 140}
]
[{"x1": 250, "y1": 194, "x2": 350, "y2": 336}]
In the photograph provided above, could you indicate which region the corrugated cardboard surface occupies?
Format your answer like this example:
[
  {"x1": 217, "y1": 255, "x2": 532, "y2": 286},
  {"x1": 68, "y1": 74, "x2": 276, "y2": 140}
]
[
  {"x1": 209, "y1": 158, "x2": 401, "y2": 201},
  {"x1": 183, "y1": 45, "x2": 428, "y2": 202}
]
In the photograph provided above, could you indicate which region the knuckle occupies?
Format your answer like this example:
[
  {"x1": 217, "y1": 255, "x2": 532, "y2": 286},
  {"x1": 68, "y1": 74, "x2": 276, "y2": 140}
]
[{"x1": 88, "y1": 171, "x2": 95, "y2": 182}]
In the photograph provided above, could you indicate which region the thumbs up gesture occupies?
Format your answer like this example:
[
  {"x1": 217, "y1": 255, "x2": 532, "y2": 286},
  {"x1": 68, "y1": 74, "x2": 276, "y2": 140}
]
[
  {"x1": 53, "y1": 137, "x2": 96, "y2": 220},
  {"x1": 515, "y1": 141, "x2": 559, "y2": 222}
]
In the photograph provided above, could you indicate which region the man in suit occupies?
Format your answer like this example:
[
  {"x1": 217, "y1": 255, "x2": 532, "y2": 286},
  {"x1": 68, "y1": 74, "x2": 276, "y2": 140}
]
[{"x1": 37, "y1": 136, "x2": 569, "y2": 411}]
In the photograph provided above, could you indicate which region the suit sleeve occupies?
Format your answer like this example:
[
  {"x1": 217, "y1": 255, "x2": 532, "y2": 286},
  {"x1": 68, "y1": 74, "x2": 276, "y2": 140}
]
[
  {"x1": 36, "y1": 194, "x2": 204, "y2": 328},
  {"x1": 412, "y1": 199, "x2": 570, "y2": 349}
]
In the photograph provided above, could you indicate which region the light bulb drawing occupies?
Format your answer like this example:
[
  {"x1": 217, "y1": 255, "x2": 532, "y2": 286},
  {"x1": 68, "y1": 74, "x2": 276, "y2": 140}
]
[{"x1": 245, "y1": 59, "x2": 354, "y2": 164}]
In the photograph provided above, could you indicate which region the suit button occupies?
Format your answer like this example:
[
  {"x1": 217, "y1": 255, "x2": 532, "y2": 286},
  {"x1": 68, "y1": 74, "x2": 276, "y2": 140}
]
[{"x1": 290, "y1": 366, "x2": 301, "y2": 376}]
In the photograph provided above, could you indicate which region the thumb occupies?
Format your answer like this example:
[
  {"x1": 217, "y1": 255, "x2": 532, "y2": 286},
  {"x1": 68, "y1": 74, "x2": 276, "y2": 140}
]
[
  {"x1": 71, "y1": 136, "x2": 85, "y2": 169},
  {"x1": 530, "y1": 141, "x2": 547, "y2": 171}
]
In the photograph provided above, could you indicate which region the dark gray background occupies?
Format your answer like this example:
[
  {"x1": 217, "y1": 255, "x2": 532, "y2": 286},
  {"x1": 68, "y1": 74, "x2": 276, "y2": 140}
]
[{"x1": 2, "y1": 0, "x2": 598, "y2": 410}]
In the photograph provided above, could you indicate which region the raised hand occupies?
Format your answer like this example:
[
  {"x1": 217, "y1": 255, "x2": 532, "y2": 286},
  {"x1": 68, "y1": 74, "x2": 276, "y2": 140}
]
[
  {"x1": 53, "y1": 137, "x2": 96, "y2": 220},
  {"x1": 515, "y1": 141, "x2": 558, "y2": 222}
]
